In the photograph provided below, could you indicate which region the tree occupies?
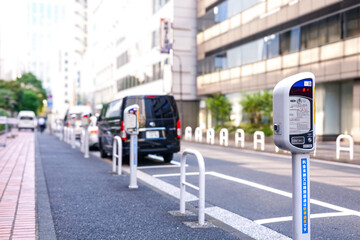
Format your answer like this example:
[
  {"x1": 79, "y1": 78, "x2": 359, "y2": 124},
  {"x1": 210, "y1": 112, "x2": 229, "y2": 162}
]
[
  {"x1": 16, "y1": 73, "x2": 47, "y2": 114},
  {"x1": 240, "y1": 90, "x2": 273, "y2": 128},
  {"x1": 205, "y1": 93, "x2": 232, "y2": 126}
]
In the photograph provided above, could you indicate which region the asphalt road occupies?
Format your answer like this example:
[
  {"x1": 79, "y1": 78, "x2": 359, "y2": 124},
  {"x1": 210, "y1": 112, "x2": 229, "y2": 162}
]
[
  {"x1": 135, "y1": 141, "x2": 360, "y2": 239},
  {"x1": 36, "y1": 134, "x2": 248, "y2": 240}
]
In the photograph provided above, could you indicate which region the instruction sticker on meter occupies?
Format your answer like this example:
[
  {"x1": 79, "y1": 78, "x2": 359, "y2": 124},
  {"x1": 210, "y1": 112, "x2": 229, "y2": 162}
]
[
  {"x1": 288, "y1": 79, "x2": 314, "y2": 149},
  {"x1": 289, "y1": 97, "x2": 311, "y2": 134}
]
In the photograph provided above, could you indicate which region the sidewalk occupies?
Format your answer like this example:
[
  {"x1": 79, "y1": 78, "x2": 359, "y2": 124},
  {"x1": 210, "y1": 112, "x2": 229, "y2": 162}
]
[
  {"x1": 35, "y1": 133, "x2": 246, "y2": 239},
  {"x1": 0, "y1": 131, "x2": 36, "y2": 240}
]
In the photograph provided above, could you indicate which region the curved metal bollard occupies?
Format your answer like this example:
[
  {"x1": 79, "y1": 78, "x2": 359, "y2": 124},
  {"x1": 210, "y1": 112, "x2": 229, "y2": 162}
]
[
  {"x1": 206, "y1": 128, "x2": 215, "y2": 145},
  {"x1": 219, "y1": 128, "x2": 228, "y2": 146},
  {"x1": 185, "y1": 126, "x2": 192, "y2": 141},
  {"x1": 180, "y1": 149, "x2": 206, "y2": 226},
  {"x1": 336, "y1": 134, "x2": 354, "y2": 160},
  {"x1": 112, "y1": 136, "x2": 123, "y2": 175},
  {"x1": 235, "y1": 129, "x2": 245, "y2": 148},
  {"x1": 253, "y1": 131, "x2": 265, "y2": 151},
  {"x1": 195, "y1": 127, "x2": 202, "y2": 142}
]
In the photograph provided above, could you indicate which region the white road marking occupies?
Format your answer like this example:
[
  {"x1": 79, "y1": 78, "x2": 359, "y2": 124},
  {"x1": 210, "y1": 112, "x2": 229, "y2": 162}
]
[
  {"x1": 153, "y1": 170, "x2": 360, "y2": 218},
  {"x1": 205, "y1": 207, "x2": 291, "y2": 240},
  {"x1": 138, "y1": 164, "x2": 184, "y2": 169},
  {"x1": 153, "y1": 172, "x2": 200, "y2": 178},
  {"x1": 255, "y1": 212, "x2": 355, "y2": 225}
]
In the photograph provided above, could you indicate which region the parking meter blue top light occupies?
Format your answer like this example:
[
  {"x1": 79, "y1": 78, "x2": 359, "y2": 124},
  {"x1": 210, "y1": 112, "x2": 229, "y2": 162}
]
[{"x1": 273, "y1": 72, "x2": 316, "y2": 154}]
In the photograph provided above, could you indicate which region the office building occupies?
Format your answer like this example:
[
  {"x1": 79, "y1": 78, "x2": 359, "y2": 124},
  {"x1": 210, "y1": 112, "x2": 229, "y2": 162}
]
[{"x1": 196, "y1": 0, "x2": 360, "y2": 141}]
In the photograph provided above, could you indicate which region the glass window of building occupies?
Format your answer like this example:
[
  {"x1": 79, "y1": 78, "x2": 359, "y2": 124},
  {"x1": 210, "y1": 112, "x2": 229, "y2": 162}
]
[
  {"x1": 344, "y1": 7, "x2": 360, "y2": 38},
  {"x1": 214, "y1": 1, "x2": 228, "y2": 23},
  {"x1": 265, "y1": 34, "x2": 279, "y2": 58},
  {"x1": 241, "y1": 39, "x2": 266, "y2": 65},
  {"x1": 280, "y1": 27, "x2": 300, "y2": 55},
  {"x1": 214, "y1": 53, "x2": 227, "y2": 71},
  {"x1": 327, "y1": 14, "x2": 341, "y2": 43},
  {"x1": 227, "y1": 45, "x2": 242, "y2": 69}
]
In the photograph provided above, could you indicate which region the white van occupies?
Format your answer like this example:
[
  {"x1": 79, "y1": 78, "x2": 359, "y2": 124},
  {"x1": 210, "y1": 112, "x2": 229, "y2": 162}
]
[
  {"x1": 18, "y1": 111, "x2": 37, "y2": 131},
  {"x1": 64, "y1": 105, "x2": 92, "y2": 138}
]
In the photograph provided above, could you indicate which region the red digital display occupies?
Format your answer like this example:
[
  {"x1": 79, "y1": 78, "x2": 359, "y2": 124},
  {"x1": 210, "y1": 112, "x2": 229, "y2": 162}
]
[{"x1": 289, "y1": 87, "x2": 312, "y2": 98}]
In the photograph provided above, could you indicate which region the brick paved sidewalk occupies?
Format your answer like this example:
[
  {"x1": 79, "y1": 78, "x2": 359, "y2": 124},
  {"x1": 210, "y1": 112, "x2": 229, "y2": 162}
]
[{"x1": 0, "y1": 131, "x2": 36, "y2": 240}]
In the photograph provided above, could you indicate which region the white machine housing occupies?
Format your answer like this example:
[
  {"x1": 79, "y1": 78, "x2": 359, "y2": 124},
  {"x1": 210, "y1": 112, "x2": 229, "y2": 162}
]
[
  {"x1": 81, "y1": 113, "x2": 90, "y2": 128},
  {"x1": 124, "y1": 104, "x2": 139, "y2": 135},
  {"x1": 273, "y1": 72, "x2": 316, "y2": 153}
]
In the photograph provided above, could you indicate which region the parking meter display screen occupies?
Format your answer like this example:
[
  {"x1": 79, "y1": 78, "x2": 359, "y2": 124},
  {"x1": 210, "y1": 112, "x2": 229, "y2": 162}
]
[{"x1": 289, "y1": 79, "x2": 313, "y2": 149}]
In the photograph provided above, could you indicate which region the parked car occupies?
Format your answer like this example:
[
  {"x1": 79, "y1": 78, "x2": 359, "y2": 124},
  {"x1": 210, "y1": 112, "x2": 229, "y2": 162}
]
[
  {"x1": 63, "y1": 105, "x2": 92, "y2": 138},
  {"x1": 18, "y1": 111, "x2": 37, "y2": 131},
  {"x1": 98, "y1": 95, "x2": 181, "y2": 163}
]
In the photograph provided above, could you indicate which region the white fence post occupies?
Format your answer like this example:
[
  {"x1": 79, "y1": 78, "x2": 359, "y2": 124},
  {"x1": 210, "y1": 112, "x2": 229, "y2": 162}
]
[
  {"x1": 195, "y1": 127, "x2": 203, "y2": 142},
  {"x1": 63, "y1": 127, "x2": 68, "y2": 143},
  {"x1": 112, "y1": 136, "x2": 122, "y2": 175},
  {"x1": 219, "y1": 128, "x2": 228, "y2": 146},
  {"x1": 235, "y1": 129, "x2": 245, "y2": 148},
  {"x1": 71, "y1": 127, "x2": 76, "y2": 149},
  {"x1": 206, "y1": 128, "x2": 215, "y2": 145},
  {"x1": 336, "y1": 134, "x2": 354, "y2": 160},
  {"x1": 180, "y1": 149, "x2": 205, "y2": 226},
  {"x1": 254, "y1": 131, "x2": 265, "y2": 151},
  {"x1": 80, "y1": 129, "x2": 85, "y2": 153},
  {"x1": 185, "y1": 126, "x2": 192, "y2": 141}
]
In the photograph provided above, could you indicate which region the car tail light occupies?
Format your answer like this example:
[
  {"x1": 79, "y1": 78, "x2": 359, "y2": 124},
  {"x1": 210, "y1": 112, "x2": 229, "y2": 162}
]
[
  {"x1": 120, "y1": 121, "x2": 127, "y2": 140},
  {"x1": 66, "y1": 122, "x2": 69, "y2": 127},
  {"x1": 176, "y1": 120, "x2": 181, "y2": 138},
  {"x1": 90, "y1": 130, "x2": 98, "y2": 134}
]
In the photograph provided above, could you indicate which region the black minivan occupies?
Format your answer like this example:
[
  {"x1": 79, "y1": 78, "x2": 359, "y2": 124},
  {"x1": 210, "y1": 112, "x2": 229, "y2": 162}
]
[{"x1": 98, "y1": 95, "x2": 181, "y2": 162}]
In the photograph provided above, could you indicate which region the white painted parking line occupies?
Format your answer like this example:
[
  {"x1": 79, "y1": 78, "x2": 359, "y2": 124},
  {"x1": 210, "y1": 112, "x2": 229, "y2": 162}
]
[
  {"x1": 152, "y1": 170, "x2": 360, "y2": 219},
  {"x1": 153, "y1": 172, "x2": 200, "y2": 178},
  {"x1": 255, "y1": 212, "x2": 355, "y2": 225},
  {"x1": 205, "y1": 207, "x2": 291, "y2": 240},
  {"x1": 138, "y1": 165, "x2": 184, "y2": 169}
]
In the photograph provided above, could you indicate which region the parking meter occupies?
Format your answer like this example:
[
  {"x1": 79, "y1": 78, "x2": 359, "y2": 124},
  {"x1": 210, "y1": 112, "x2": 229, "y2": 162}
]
[
  {"x1": 124, "y1": 104, "x2": 139, "y2": 189},
  {"x1": 273, "y1": 72, "x2": 315, "y2": 240},
  {"x1": 82, "y1": 113, "x2": 90, "y2": 158}
]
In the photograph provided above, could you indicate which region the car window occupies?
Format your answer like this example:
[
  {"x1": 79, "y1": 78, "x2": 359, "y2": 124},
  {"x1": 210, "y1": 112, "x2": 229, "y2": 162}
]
[
  {"x1": 146, "y1": 96, "x2": 177, "y2": 119},
  {"x1": 105, "y1": 100, "x2": 122, "y2": 118},
  {"x1": 20, "y1": 116, "x2": 34, "y2": 120}
]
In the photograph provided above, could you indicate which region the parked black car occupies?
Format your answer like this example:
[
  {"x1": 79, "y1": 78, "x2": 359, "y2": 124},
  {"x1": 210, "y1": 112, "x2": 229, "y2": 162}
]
[{"x1": 98, "y1": 95, "x2": 181, "y2": 163}]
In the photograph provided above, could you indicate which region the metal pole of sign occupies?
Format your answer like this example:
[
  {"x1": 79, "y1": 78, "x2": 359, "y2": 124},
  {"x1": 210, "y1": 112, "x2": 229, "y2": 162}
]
[
  {"x1": 84, "y1": 129, "x2": 89, "y2": 158},
  {"x1": 292, "y1": 153, "x2": 310, "y2": 240},
  {"x1": 71, "y1": 127, "x2": 76, "y2": 149},
  {"x1": 129, "y1": 134, "x2": 138, "y2": 189}
]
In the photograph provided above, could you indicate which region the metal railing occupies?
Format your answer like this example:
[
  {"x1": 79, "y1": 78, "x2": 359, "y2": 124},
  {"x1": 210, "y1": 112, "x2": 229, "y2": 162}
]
[
  {"x1": 336, "y1": 134, "x2": 354, "y2": 160},
  {"x1": 180, "y1": 149, "x2": 206, "y2": 225}
]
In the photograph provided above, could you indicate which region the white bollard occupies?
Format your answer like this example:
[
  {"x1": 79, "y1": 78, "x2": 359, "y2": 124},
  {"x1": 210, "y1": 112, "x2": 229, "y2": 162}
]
[
  {"x1": 80, "y1": 129, "x2": 85, "y2": 153},
  {"x1": 195, "y1": 127, "x2": 202, "y2": 142},
  {"x1": 185, "y1": 126, "x2": 192, "y2": 141},
  {"x1": 112, "y1": 136, "x2": 122, "y2": 175},
  {"x1": 71, "y1": 127, "x2": 76, "y2": 149},
  {"x1": 235, "y1": 129, "x2": 245, "y2": 148},
  {"x1": 254, "y1": 131, "x2": 265, "y2": 151},
  {"x1": 336, "y1": 134, "x2": 354, "y2": 160},
  {"x1": 219, "y1": 128, "x2": 228, "y2": 146},
  {"x1": 206, "y1": 128, "x2": 215, "y2": 145},
  {"x1": 180, "y1": 149, "x2": 205, "y2": 226},
  {"x1": 84, "y1": 129, "x2": 89, "y2": 158}
]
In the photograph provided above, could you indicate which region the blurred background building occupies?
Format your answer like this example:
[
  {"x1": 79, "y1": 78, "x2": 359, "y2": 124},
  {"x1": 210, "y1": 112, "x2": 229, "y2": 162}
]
[
  {"x1": 196, "y1": 0, "x2": 360, "y2": 142},
  {"x1": 86, "y1": 0, "x2": 199, "y2": 127}
]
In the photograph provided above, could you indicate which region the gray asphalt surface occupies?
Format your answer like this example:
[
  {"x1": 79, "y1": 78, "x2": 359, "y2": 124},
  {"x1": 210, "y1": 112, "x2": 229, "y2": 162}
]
[
  {"x1": 139, "y1": 142, "x2": 360, "y2": 239},
  {"x1": 35, "y1": 134, "x2": 246, "y2": 240}
]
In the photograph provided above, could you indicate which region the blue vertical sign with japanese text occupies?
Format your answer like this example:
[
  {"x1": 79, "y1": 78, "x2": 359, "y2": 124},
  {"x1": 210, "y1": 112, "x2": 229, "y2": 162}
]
[{"x1": 301, "y1": 158, "x2": 308, "y2": 234}]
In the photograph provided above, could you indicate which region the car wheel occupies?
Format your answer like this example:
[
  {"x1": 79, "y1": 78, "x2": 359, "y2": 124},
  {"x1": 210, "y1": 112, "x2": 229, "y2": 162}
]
[
  {"x1": 99, "y1": 140, "x2": 107, "y2": 158},
  {"x1": 162, "y1": 153, "x2": 173, "y2": 163}
]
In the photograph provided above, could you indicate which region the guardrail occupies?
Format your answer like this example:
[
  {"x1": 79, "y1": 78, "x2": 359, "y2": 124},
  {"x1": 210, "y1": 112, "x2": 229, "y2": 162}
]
[
  {"x1": 112, "y1": 136, "x2": 122, "y2": 175},
  {"x1": 336, "y1": 134, "x2": 354, "y2": 160},
  {"x1": 195, "y1": 127, "x2": 202, "y2": 143},
  {"x1": 180, "y1": 149, "x2": 206, "y2": 226},
  {"x1": 235, "y1": 129, "x2": 245, "y2": 148},
  {"x1": 206, "y1": 128, "x2": 215, "y2": 145},
  {"x1": 219, "y1": 128, "x2": 228, "y2": 146}
]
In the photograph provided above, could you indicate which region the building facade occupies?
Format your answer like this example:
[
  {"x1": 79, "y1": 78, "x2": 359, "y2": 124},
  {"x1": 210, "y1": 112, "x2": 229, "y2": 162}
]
[
  {"x1": 87, "y1": 0, "x2": 199, "y2": 128},
  {"x1": 197, "y1": 0, "x2": 360, "y2": 142}
]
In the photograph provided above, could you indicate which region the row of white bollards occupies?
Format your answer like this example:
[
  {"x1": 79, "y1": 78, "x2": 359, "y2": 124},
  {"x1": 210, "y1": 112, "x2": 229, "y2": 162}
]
[{"x1": 185, "y1": 127, "x2": 356, "y2": 160}]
